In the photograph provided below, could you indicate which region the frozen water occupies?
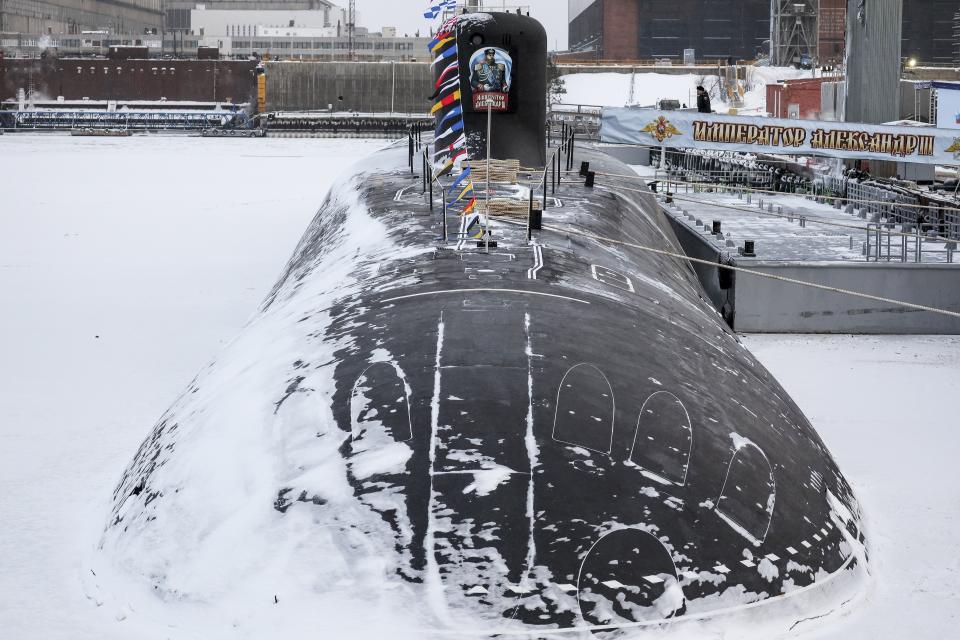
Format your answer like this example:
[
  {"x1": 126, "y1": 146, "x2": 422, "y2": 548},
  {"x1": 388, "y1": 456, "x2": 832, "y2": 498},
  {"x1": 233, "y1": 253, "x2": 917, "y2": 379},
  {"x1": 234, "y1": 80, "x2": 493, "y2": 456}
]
[{"x1": 0, "y1": 135, "x2": 957, "y2": 639}]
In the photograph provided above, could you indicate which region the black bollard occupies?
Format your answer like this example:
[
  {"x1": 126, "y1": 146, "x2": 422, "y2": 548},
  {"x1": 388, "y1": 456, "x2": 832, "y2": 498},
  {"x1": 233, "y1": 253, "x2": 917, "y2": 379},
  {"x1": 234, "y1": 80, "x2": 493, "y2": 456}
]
[
  {"x1": 579, "y1": 161, "x2": 590, "y2": 177},
  {"x1": 712, "y1": 220, "x2": 722, "y2": 235},
  {"x1": 530, "y1": 206, "x2": 543, "y2": 231},
  {"x1": 585, "y1": 171, "x2": 595, "y2": 188}
]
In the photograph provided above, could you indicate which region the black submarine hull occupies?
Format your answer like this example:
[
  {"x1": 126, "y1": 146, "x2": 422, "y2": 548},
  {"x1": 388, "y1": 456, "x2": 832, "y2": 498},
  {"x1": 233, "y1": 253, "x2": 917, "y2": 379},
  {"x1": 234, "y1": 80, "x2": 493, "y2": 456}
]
[
  {"x1": 99, "y1": 11, "x2": 867, "y2": 637},
  {"x1": 101, "y1": 140, "x2": 866, "y2": 634}
]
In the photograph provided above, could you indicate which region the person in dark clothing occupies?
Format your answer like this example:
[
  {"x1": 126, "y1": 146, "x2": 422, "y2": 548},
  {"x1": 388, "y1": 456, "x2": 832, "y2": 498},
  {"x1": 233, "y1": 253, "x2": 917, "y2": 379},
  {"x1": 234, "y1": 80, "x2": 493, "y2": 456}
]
[{"x1": 696, "y1": 85, "x2": 712, "y2": 113}]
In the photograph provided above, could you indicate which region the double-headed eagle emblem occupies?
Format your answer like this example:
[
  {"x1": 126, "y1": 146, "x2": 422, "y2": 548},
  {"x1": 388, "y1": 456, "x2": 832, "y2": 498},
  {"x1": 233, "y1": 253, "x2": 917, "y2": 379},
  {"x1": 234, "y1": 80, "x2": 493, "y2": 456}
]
[
  {"x1": 946, "y1": 138, "x2": 960, "y2": 159},
  {"x1": 642, "y1": 116, "x2": 681, "y2": 143}
]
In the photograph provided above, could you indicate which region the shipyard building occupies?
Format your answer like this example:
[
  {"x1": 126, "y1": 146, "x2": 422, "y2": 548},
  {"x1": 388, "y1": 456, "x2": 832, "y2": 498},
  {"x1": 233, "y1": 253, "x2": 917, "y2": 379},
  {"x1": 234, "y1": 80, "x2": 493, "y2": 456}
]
[
  {"x1": 567, "y1": 0, "x2": 770, "y2": 60},
  {"x1": 568, "y1": 0, "x2": 960, "y2": 66},
  {"x1": 0, "y1": 0, "x2": 162, "y2": 35}
]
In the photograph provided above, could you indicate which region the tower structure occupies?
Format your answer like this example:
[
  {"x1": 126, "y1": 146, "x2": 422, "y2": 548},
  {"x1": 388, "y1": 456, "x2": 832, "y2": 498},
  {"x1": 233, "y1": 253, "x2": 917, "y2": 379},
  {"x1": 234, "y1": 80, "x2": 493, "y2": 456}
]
[
  {"x1": 845, "y1": 0, "x2": 902, "y2": 124},
  {"x1": 347, "y1": 0, "x2": 356, "y2": 60},
  {"x1": 771, "y1": 0, "x2": 819, "y2": 66}
]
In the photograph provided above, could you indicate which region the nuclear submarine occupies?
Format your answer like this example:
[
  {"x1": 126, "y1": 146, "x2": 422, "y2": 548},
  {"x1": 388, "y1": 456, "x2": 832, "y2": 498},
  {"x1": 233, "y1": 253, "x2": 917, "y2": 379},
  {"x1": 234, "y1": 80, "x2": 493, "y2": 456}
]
[{"x1": 98, "y1": 10, "x2": 868, "y2": 637}]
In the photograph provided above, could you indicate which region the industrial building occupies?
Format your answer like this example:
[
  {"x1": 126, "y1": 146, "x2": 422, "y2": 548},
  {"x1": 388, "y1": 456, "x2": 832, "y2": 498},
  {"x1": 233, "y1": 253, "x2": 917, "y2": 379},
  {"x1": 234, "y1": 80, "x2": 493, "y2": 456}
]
[
  {"x1": 0, "y1": 0, "x2": 426, "y2": 61},
  {"x1": 568, "y1": 0, "x2": 771, "y2": 61},
  {"x1": 901, "y1": 0, "x2": 959, "y2": 65},
  {"x1": 164, "y1": 0, "x2": 346, "y2": 35},
  {"x1": 569, "y1": 0, "x2": 960, "y2": 66},
  {"x1": 0, "y1": 0, "x2": 162, "y2": 35}
]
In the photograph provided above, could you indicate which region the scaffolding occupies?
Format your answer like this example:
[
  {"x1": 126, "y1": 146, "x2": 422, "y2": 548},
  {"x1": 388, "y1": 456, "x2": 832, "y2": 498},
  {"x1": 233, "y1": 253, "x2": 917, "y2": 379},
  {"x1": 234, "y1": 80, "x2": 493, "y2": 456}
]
[{"x1": 771, "y1": 0, "x2": 819, "y2": 67}]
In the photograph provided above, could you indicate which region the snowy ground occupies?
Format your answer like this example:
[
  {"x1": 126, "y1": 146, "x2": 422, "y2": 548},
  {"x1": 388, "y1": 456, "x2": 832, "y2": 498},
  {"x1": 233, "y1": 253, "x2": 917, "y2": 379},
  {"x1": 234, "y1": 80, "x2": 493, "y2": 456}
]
[
  {"x1": 560, "y1": 66, "x2": 816, "y2": 114},
  {"x1": 1, "y1": 135, "x2": 958, "y2": 639}
]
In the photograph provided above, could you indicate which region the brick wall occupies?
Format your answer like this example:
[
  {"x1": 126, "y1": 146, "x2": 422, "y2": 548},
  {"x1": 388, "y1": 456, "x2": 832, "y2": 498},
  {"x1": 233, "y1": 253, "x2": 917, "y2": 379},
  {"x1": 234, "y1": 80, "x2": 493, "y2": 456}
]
[
  {"x1": 601, "y1": 0, "x2": 639, "y2": 60},
  {"x1": 819, "y1": 0, "x2": 847, "y2": 64},
  {"x1": 766, "y1": 78, "x2": 829, "y2": 119}
]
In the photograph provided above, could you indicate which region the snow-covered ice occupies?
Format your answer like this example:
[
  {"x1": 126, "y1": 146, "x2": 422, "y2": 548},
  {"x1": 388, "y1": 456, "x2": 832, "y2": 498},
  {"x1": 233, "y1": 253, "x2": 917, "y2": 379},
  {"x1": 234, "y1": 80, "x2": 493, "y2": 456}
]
[{"x1": 1, "y1": 135, "x2": 958, "y2": 639}]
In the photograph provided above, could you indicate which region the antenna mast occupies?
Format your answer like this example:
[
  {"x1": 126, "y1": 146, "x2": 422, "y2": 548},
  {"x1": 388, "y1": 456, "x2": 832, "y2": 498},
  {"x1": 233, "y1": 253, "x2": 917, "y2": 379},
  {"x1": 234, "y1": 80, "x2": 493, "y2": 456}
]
[{"x1": 348, "y1": 0, "x2": 356, "y2": 61}]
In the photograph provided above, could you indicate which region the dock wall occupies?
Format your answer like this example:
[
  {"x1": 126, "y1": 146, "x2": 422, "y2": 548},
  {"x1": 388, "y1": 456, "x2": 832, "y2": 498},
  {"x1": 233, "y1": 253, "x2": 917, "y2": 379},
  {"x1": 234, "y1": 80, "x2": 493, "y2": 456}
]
[
  {"x1": 264, "y1": 61, "x2": 432, "y2": 114},
  {"x1": 0, "y1": 58, "x2": 257, "y2": 103},
  {"x1": 658, "y1": 201, "x2": 960, "y2": 334},
  {"x1": 734, "y1": 263, "x2": 960, "y2": 334}
]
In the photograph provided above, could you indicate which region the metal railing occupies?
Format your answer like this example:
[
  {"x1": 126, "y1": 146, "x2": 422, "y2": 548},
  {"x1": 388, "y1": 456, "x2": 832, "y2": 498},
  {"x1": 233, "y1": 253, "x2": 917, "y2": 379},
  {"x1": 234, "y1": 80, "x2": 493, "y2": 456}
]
[
  {"x1": 409, "y1": 122, "x2": 579, "y2": 246},
  {"x1": 652, "y1": 147, "x2": 812, "y2": 193},
  {"x1": 650, "y1": 147, "x2": 960, "y2": 243}
]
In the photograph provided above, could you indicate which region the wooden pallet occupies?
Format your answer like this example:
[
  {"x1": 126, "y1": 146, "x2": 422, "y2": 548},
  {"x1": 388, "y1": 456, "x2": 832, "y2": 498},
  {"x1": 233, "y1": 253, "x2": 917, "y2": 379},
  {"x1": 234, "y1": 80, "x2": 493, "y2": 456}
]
[
  {"x1": 473, "y1": 197, "x2": 543, "y2": 218},
  {"x1": 466, "y1": 159, "x2": 521, "y2": 184}
]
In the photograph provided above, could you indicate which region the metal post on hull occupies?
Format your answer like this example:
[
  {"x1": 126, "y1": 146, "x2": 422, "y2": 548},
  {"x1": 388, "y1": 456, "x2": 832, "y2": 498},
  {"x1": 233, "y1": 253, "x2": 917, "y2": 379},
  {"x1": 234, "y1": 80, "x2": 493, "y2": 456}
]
[
  {"x1": 428, "y1": 147, "x2": 434, "y2": 210},
  {"x1": 527, "y1": 186, "x2": 533, "y2": 241},
  {"x1": 543, "y1": 163, "x2": 548, "y2": 211},
  {"x1": 442, "y1": 182, "x2": 447, "y2": 242},
  {"x1": 559, "y1": 142, "x2": 564, "y2": 182},
  {"x1": 485, "y1": 103, "x2": 492, "y2": 254}
]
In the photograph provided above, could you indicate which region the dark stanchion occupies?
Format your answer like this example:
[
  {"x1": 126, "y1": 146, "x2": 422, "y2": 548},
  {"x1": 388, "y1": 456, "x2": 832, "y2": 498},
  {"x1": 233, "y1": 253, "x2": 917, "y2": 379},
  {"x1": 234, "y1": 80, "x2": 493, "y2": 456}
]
[
  {"x1": 569, "y1": 133, "x2": 576, "y2": 171},
  {"x1": 408, "y1": 132, "x2": 414, "y2": 174},
  {"x1": 442, "y1": 190, "x2": 447, "y2": 242},
  {"x1": 542, "y1": 169, "x2": 548, "y2": 211},
  {"x1": 429, "y1": 166, "x2": 434, "y2": 210},
  {"x1": 527, "y1": 188, "x2": 534, "y2": 241},
  {"x1": 552, "y1": 153, "x2": 557, "y2": 193}
]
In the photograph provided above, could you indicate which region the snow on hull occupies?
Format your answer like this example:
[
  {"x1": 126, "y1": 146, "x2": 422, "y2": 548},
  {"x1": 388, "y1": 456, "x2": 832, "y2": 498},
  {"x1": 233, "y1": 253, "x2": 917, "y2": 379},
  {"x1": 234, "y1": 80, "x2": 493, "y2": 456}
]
[{"x1": 93, "y1": 143, "x2": 868, "y2": 638}]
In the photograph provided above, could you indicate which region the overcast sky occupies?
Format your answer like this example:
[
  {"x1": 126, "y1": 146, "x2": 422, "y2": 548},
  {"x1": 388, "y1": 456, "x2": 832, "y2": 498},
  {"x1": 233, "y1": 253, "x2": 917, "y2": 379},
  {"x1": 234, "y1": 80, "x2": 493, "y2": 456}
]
[{"x1": 356, "y1": 1, "x2": 570, "y2": 50}]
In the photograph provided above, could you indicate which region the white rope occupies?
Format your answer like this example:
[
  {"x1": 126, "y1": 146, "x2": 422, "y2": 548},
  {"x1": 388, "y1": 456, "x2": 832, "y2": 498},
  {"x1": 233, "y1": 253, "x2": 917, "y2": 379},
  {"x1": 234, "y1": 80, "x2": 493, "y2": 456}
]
[{"x1": 544, "y1": 222, "x2": 960, "y2": 320}]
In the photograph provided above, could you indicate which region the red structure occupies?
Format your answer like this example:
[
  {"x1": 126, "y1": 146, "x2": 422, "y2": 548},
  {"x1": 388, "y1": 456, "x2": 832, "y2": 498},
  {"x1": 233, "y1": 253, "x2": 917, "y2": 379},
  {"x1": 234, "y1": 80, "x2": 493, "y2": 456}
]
[
  {"x1": 818, "y1": 0, "x2": 847, "y2": 64},
  {"x1": 568, "y1": 0, "x2": 770, "y2": 61},
  {"x1": 1, "y1": 58, "x2": 257, "y2": 104},
  {"x1": 765, "y1": 77, "x2": 831, "y2": 119}
]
